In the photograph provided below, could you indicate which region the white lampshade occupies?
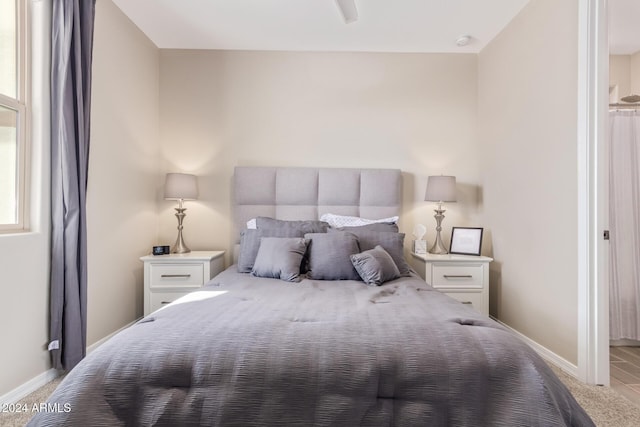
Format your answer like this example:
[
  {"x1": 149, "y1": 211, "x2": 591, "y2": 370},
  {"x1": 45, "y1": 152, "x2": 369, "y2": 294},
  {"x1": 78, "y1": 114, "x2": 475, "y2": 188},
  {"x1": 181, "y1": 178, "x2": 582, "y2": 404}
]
[
  {"x1": 425, "y1": 175, "x2": 457, "y2": 203},
  {"x1": 164, "y1": 173, "x2": 198, "y2": 201}
]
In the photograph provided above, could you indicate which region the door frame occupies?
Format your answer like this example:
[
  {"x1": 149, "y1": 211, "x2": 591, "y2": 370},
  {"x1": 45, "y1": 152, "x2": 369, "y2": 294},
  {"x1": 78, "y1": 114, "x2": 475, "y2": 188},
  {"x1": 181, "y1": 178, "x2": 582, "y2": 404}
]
[{"x1": 577, "y1": 0, "x2": 609, "y2": 385}]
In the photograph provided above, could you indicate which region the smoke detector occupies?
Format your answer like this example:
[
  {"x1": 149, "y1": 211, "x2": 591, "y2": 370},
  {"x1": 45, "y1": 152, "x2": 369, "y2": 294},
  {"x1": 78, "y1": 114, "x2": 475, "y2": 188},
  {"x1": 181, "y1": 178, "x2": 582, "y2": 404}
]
[{"x1": 455, "y1": 35, "x2": 473, "y2": 47}]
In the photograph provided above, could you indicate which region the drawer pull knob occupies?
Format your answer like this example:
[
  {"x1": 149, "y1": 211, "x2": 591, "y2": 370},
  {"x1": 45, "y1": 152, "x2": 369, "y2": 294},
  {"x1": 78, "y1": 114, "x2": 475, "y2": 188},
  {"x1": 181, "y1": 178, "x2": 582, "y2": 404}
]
[
  {"x1": 161, "y1": 274, "x2": 191, "y2": 278},
  {"x1": 161, "y1": 301, "x2": 172, "y2": 305},
  {"x1": 462, "y1": 301, "x2": 473, "y2": 305},
  {"x1": 443, "y1": 275, "x2": 473, "y2": 279}
]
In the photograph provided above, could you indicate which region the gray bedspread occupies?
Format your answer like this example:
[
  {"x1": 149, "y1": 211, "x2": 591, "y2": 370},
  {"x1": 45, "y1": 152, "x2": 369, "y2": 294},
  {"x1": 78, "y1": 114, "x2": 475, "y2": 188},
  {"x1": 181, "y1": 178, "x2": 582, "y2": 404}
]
[{"x1": 29, "y1": 267, "x2": 593, "y2": 426}]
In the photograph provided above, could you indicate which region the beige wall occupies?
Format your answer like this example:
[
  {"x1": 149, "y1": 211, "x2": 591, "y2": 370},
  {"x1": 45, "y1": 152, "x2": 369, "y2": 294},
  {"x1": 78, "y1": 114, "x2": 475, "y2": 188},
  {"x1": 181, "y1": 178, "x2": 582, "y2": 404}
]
[
  {"x1": 631, "y1": 52, "x2": 640, "y2": 96},
  {"x1": 1, "y1": 0, "x2": 160, "y2": 398},
  {"x1": 86, "y1": 0, "x2": 160, "y2": 345},
  {"x1": 158, "y1": 50, "x2": 483, "y2": 259},
  {"x1": 0, "y1": 236, "x2": 50, "y2": 395},
  {"x1": 610, "y1": 52, "x2": 640, "y2": 101},
  {"x1": 610, "y1": 55, "x2": 631, "y2": 102},
  {"x1": 478, "y1": 0, "x2": 579, "y2": 363},
  {"x1": 0, "y1": 0, "x2": 52, "y2": 398}
]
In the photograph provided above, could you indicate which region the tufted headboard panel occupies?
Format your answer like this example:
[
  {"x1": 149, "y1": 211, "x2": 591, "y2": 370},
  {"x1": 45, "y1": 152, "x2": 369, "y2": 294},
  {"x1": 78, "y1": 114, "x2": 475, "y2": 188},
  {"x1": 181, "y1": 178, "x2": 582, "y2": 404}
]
[{"x1": 233, "y1": 167, "x2": 402, "y2": 242}]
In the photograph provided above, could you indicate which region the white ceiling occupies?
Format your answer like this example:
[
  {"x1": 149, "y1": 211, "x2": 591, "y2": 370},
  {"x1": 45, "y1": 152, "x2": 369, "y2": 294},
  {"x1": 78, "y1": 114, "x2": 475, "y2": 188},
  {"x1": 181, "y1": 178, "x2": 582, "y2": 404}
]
[
  {"x1": 112, "y1": 0, "x2": 530, "y2": 53},
  {"x1": 609, "y1": 0, "x2": 640, "y2": 55},
  {"x1": 111, "y1": 0, "x2": 640, "y2": 56}
]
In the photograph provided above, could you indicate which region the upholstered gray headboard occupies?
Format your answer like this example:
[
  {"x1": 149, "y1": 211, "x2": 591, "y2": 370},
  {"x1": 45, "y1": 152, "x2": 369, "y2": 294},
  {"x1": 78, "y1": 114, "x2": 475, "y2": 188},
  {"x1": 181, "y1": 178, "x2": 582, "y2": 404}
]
[{"x1": 233, "y1": 167, "x2": 402, "y2": 242}]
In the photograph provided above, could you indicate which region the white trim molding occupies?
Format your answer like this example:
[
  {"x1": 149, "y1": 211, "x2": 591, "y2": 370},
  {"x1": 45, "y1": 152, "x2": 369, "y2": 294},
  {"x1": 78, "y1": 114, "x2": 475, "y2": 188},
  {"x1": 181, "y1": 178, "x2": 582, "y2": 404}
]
[
  {"x1": 492, "y1": 317, "x2": 579, "y2": 377},
  {"x1": 0, "y1": 319, "x2": 140, "y2": 406},
  {"x1": 577, "y1": 0, "x2": 609, "y2": 385},
  {"x1": 0, "y1": 369, "x2": 59, "y2": 407}
]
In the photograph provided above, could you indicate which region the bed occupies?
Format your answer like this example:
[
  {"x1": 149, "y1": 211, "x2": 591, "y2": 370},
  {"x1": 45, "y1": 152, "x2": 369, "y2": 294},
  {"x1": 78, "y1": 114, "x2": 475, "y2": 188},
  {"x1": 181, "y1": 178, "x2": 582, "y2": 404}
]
[{"x1": 28, "y1": 167, "x2": 593, "y2": 426}]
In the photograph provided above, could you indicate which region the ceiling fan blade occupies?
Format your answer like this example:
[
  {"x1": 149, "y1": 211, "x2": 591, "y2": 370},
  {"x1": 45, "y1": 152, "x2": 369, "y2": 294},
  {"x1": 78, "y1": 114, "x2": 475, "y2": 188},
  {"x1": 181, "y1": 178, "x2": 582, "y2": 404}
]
[{"x1": 335, "y1": 0, "x2": 358, "y2": 24}]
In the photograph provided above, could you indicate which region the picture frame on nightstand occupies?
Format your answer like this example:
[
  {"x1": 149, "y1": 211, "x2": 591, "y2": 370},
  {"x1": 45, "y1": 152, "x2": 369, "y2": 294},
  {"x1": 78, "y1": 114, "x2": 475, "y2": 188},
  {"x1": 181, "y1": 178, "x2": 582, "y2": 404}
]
[{"x1": 449, "y1": 227, "x2": 483, "y2": 256}]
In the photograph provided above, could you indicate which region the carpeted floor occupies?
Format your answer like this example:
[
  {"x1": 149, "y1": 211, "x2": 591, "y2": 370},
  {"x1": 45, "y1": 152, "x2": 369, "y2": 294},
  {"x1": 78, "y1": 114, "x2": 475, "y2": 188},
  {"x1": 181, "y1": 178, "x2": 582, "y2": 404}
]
[
  {"x1": 549, "y1": 365, "x2": 640, "y2": 426},
  {"x1": 0, "y1": 377, "x2": 63, "y2": 427},
  {"x1": 2, "y1": 366, "x2": 640, "y2": 426}
]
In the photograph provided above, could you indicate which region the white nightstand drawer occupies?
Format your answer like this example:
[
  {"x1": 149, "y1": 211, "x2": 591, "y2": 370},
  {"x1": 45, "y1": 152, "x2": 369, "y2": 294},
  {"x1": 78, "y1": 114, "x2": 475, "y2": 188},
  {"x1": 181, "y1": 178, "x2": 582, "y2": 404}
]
[
  {"x1": 432, "y1": 264, "x2": 483, "y2": 288},
  {"x1": 412, "y1": 253, "x2": 492, "y2": 316},
  {"x1": 141, "y1": 251, "x2": 226, "y2": 316},
  {"x1": 444, "y1": 291, "x2": 484, "y2": 311},
  {"x1": 149, "y1": 263, "x2": 203, "y2": 288},
  {"x1": 149, "y1": 291, "x2": 194, "y2": 313}
]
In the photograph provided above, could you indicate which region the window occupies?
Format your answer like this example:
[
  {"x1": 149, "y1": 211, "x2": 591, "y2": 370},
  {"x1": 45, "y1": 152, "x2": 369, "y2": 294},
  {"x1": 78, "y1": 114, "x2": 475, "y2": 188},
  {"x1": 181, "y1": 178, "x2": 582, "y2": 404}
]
[{"x1": 0, "y1": 0, "x2": 27, "y2": 231}]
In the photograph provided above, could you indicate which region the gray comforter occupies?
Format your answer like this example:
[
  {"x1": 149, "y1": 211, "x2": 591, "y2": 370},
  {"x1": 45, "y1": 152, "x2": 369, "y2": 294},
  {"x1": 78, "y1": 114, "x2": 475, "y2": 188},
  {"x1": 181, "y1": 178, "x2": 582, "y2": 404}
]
[{"x1": 29, "y1": 267, "x2": 593, "y2": 426}]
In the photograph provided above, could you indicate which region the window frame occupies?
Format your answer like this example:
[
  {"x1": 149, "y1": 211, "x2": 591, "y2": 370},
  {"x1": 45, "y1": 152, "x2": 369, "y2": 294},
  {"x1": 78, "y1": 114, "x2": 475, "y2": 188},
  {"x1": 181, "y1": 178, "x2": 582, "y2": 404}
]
[{"x1": 0, "y1": 0, "x2": 29, "y2": 232}]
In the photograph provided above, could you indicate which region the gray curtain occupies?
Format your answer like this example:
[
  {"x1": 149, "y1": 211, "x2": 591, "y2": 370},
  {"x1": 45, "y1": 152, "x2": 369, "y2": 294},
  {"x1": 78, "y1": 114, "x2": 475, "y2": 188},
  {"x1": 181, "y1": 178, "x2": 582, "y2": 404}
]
[{"x1": 49, "y1": 0, "x2": 96, "y2": 371}]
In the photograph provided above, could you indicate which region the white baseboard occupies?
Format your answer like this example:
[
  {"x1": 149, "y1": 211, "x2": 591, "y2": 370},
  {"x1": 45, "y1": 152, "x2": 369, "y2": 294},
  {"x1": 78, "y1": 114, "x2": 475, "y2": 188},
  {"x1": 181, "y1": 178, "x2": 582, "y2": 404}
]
[
  {"x1": 0, "y1": 368, "x2": 59, "y2": 407},
  {"x1": 0, "y1": 318, "x2": 141, "y2": 406},
  {"x1": 491, "y1": 316, "x2": 579, "y2": 378}
]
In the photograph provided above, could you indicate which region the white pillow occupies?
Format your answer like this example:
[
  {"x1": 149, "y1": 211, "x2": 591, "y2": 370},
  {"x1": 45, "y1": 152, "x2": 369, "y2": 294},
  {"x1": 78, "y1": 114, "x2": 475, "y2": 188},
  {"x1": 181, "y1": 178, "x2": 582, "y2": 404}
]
[{"x1": 320, "y1": 213, "x2": 399, "y2": 229}]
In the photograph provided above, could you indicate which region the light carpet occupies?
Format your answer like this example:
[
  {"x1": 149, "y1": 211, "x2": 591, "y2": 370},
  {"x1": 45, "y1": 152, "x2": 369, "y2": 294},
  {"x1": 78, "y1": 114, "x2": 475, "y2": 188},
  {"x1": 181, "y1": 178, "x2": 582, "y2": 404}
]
[{"x1": 549, "y1": 365, "x2": 640, "y2": 426}]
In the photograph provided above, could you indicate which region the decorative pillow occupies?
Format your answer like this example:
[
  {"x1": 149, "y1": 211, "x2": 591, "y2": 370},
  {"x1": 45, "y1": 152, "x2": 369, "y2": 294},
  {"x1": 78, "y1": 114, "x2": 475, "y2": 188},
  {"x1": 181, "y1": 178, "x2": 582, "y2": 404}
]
[
  {"x1": 304, "y1": 232, "x2": 361, "y2": 281},
  {"x1": 256, "y1": 217, "x2": 329, "y2": 234},
  {"x1": 333, "y1": 223, "x2": 399, "y2": 233},
  {"x1": 237, "y1": 228, "x2": 304, "y2": 273},
  {"x1": 350, "y1": 245, "x2": 401, "y2": 286},
  {"x1": 251, "y1": 237, "x2": 309, "y2": 282},
  {"x1": 331, "y1": 229, "x2": 411, "y2": 276},
  {"x1": 320, "y1": 213, "x2": 399, "y2": 229}
]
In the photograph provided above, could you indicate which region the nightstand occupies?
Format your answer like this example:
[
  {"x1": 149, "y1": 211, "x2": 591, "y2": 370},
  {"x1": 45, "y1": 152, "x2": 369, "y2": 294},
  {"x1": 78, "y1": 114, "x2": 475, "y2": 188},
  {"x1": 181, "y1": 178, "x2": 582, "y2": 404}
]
[
  {"x1": 412, "y1": 253, "x2": 492, "y2": 315},
  {"x1": 140, "y1": 251, "x2": 225, "y2": 316}
]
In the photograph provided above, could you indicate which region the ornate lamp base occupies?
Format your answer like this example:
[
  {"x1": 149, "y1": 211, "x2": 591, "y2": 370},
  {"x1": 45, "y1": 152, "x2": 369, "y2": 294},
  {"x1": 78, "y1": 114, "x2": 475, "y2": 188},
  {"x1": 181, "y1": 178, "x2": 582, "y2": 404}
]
[
  {"x1": 171, "y1": 207, "x2": 191, "y2": 254},
  {"x1": 429, "y1": 206, "x2": 448, "y2": 254}
]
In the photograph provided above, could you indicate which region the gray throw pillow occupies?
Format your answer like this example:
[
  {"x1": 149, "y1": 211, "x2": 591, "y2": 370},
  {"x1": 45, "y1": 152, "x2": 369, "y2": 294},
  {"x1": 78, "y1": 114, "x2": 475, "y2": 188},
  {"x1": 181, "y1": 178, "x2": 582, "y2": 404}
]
[
  {"x1": 350, "y1": 245, "x2": 401, "y2": 286},
  {"x1": 330, "y1": 229, "x2": 411, "y2": 276},
  {"x1": 252, "y1": 237, "x2": 309, "y2": 282},
  {"x1": 256, "y1": 217, "x2": 329, "y2": 234},
  {"x1": 255, "y1": 217, "x2": 330, "y2": 273},
  {"x1": 304, "y1": 232, "x2": 361, "y2": 281},
  {"x1": 238, "y1": 228, "x2": 304, "y2": 273}
]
